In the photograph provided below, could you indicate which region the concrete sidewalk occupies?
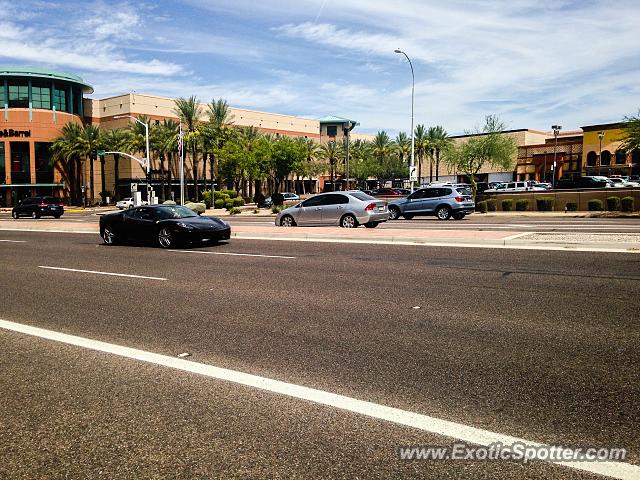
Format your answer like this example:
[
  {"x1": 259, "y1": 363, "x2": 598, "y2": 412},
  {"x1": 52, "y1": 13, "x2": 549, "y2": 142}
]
[{"x1": 1, "y1": 219, "x2": 639, "y2": 252}]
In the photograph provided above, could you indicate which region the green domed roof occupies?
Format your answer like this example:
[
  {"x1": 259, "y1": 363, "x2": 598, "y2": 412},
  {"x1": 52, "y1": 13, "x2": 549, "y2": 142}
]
[{"x1": 0, "y1": 66, "x2": 93, "y2": 93}]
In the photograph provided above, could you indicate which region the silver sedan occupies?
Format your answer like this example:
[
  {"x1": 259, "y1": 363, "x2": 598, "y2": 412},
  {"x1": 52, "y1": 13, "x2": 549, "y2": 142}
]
[{"x1": 275, "y1": 191, "x2": 389, "y2": 228}]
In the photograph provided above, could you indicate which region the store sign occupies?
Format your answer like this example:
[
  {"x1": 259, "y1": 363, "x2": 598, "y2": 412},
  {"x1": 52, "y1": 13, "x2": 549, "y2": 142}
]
[{"x1": 0, "y1": 129, "x2": 31, "y2": 138}]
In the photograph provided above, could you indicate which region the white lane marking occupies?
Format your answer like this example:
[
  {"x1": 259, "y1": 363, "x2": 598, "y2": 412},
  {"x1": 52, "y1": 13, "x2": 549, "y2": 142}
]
[
  {"x1": 38, "y1": 266, "x2": 167, "y2": 281},
  {"x1": 167, "y1": 249, "x2": 295, "y2": 259},
  {"x1": 0, "y1": 318, "x2": 637, "y2": 480},
  {"x1": 232, "y1": 235, "x2": 640, "y2": 254},
  {"x1": 0, "y1": 239, "x2": 26, "y2": 243}
]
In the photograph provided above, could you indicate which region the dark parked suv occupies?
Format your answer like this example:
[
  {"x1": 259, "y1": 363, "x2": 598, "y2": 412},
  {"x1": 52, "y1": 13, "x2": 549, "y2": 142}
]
[
  {"x1": 555, "y1": 176, "x2": 611, "y2": 189},
  {"x1": 12, "y1": 196, "x2": 64, "y2": 219},
  {"x1": 388, "y1": 186, "x2": 475, "y2": 220}
]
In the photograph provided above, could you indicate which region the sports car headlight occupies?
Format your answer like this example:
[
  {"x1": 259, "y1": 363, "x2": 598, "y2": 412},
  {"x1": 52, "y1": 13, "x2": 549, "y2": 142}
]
[{"x1": 176, "y1": 222, "x2": 194, "y2": 230}]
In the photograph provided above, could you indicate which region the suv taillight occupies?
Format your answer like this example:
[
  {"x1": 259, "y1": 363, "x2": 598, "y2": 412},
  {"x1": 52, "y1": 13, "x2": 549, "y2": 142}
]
[
  {"x1": 454, "y1": 196, "x2": 464, "y2": 203},
  {"x1": 365, "y1": 203, "x2": 376, "y2": 211},
  {"x1": 38, "y1": 203, "x2": 48, "y2": 207}
]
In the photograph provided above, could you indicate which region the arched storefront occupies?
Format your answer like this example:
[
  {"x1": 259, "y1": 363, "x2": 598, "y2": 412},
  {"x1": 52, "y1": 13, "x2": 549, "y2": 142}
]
[{"x1": 0, "y1": 67, "x2": 93, "y2": 207}]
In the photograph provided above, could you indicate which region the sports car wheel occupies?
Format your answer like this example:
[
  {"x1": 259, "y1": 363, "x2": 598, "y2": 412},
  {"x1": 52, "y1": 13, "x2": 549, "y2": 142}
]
[{"x1": 158, "y1": 228, "x2": 173, "y2": 248}]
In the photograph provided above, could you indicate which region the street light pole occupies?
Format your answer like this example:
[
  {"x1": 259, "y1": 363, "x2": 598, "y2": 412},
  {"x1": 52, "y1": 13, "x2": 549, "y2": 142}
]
[
  {"x1": 115, "y1": 115, "x2": 151, "y2": 204},
  {"x1": 345, "y1": 121, "x2": 352, "y2": 190},
  {"x1": 552, "y1": 125, "x2": 562, "y2": 187},
  {"x1": 394, "y1": 49, "x2": 415, "y2": 190}
]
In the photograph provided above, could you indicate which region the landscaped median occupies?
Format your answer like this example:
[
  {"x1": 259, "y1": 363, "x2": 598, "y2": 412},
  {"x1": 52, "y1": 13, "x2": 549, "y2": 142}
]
[{"x1": 1, "y1": 219, "x2": 639, "y2": 253}]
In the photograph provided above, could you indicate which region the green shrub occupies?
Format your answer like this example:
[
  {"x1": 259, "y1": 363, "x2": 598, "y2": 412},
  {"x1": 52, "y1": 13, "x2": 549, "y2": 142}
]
[
  {"x1": 587, "y1": 199, "x2": 604, "y2": 211},
  {"x1": 272, "y1": 205, "x2": 285, "y2": 214},
  {"x1": 476, "y1": 201, "x2": 488, "y2": 213},
  {"x1": 621, "y1": 196, "x2": 634, "y2": 212},
  {"x1": 224, "y1": 201, "x2": 234, "y2": 210},
  {"x1": 536, "y1": 197, "x2": 555, "y2": 212},
  {"x1": 229, "y1": 207, "x2": 242, "y2": 215},
  {"x1": 606, "y1": 196, "x2": 621, "y2": 211},
  {"x1": 232, "y1": 197, "x2": 244, "y2": 207},
  {"x1": 221, "y1": 189, "x2": 238, "y2": 199},
  {"x1": 202, "y1": 191, "x2": 213, "y2": 207},
  {"x1": 185, "y1": 202, "x2": 206, "y2": 214},
  {"x1": 162, "y1": 200, "x2": 176, "y2": 205},
  {"x1": 565, "y1": 201, "x2": 578, "y2": 211},
  {"x1": 501, "y1": 199, "x2": 513, "y2": 212},
  {"x1": 515, "y1": 199, "x2": 529, "y2": 211},
  {"x1": 486, "y1": 199, "x2": 497, "y2": 212},
  {"x1": 214, "y1": 198, "x2": 225, "y2": 209}
]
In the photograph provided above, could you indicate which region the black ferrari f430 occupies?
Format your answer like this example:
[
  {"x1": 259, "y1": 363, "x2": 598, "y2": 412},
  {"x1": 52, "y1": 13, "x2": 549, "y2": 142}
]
[{"x1": 100, "y1": 205, "x2": 231, "y2": 248}]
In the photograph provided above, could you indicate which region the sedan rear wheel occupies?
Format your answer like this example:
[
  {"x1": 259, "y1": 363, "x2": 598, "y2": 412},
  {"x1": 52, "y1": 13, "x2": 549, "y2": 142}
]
[
  {"x1": 158, "y1": 227, "x2": 173, "y2": 248},
  {"x1": 102, "y1": 227, "x2": 116, "y2": 245},
  {"x1": 453, "y1": 212, "x2": 466, "y2": 220},
  {"x1": 11, "y1": 211, "x2": 18, "y2": 219},
  {"x1": 31, "y1": 211, "x2": 40, "y2": 219},
  {"x1": 340, "y1": 214, "x2": 357, "y2": 228},
  {"x1": 280, "y1": 215, "x2": 295, "y2": 227},
  {"x1": 388, "y1": 206, "x2": 401, "y2": 220}
]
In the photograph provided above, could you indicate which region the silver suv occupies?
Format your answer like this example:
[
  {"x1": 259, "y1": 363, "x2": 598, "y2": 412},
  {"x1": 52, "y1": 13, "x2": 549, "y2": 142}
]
[{"x1": 387, "y1": 186, "x2": 474, "y2": 220}]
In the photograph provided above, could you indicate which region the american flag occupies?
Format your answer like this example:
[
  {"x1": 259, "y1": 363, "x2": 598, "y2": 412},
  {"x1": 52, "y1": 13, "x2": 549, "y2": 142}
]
[{"x1": 178, "y1": 124, "x2": 183, "y2": 157}]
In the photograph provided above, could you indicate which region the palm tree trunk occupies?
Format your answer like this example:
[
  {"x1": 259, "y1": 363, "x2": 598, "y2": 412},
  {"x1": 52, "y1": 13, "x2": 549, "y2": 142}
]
[
  {"x1": 75, "y1": 157, "x2": 82, "y2": 206},
  {"x1": 100, "y1": 157, "x2": 106, "y2": 205},
  {"x1": 159, "y1": 153, "x2": 166, "y2": 202},
  {"x1": 202, "y1": 151, "x2": 208, "y2": 193},
  {"x1": 114, "y1": 154, "x2": 120, "y2": 201},
  {"x1": 89, "y1": 155, "x2": 95, "y2": 205},
  {"x1": 435, "y1": 149, "x2": 440, "y2": 181},
  {"x1": 192, "y1": 145, "x2": 199, "y2": 201}
]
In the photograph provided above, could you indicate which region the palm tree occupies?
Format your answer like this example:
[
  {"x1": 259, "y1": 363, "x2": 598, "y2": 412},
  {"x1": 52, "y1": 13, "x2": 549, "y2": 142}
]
[
  {"x1": 296, "y1": 137, "x2": 320, "y2": 193},
  {"x1": 206, "y1": 98, "x2": 234, "y2": 193},
  {"x1": 414, "y1": 124, "x2": 429, "y2": 184},
  {"x1": 173, "y1": 96, "x2": 203, "y2": 200},
  {"x1": 51, "y1": 122, "x2": 83, "y2": 204},
  {"x1": 157, "y1": 120, "x2": 179, "y2": 201},
  {"x1": 78, "y1": 124, "x2": 102, "y2": 204},
  {"x1": 101, "y1": 129, "x2": 130, "y2": 201},
  {"x1": 394, "y1": 132, "x2": 411, "y2": 165},
  {"x1": 320, "y1": 141, "x2": 342, "y2": 191},
  {"x1": 430, "y1": 125, "x2": 451, "y2": 181}
]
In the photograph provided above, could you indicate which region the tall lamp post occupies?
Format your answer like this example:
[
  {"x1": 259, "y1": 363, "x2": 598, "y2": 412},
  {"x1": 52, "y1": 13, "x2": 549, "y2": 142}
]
[
  {"x1": 115, "y1": 115, "x2": 151, "y2": 203},
  {"x1": 394, "y1": 49, "x2": 415, "y2": 190},
  {"x1": 598, "y1": 131, "x2": 605, "y2": 176},
  {"x1": 552, "y1": 125, "x2": 562, "y2": 187}
]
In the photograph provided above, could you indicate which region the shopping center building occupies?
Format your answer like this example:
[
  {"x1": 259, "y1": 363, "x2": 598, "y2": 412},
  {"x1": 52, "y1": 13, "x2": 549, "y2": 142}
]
[{"x1": 0, "y1": 67, "x2": 93, "y2": 206}]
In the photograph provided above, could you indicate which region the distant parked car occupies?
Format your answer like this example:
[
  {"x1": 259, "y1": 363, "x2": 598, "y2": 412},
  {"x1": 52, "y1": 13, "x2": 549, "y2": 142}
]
[
  {"x1": 264, "y1": 192, "x2": 300, "y2": 207},
  {"x1": 387, "y1": 186, "x2": 474, "y2": 220},
  {"x1": 100, "y1": 204, "x2": 230, "y2": 248},
  {"x1": 607, "y1": 177, "x2": 640, "y2": 188},
  {"x1": 116, "y1": 197, "x2": 148, "y2": 209},
  {"x1": 484, "y1": 181, "x2": 545, "y2": 193},
  {"x1": 275, "y1": 191, "x2": 388, "y2": 228},
  {"x1": 555, "y1": 176, "x2": 612, "y2": 189},
  {"x1": 12, "y1": 196, "x2": 64, "y2": 219},
  {"x1": 369, "y1": 188, "x2": 406, "y2": 197}
]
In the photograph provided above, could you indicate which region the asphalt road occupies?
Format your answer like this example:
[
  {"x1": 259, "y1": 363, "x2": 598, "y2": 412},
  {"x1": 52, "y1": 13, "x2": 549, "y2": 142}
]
[
  {"x1": 1, "y1": 231, "x2": 639, "y2": 479},
  {"x1": 2, "y1": 209, "x2": 640, "y2": 233}
]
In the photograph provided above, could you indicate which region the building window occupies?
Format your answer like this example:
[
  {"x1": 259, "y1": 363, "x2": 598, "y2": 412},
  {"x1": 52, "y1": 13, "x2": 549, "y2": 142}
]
[
  {"x1": 53, "y1": 86, "x2": 67, "y2": 112},
  {"x1": 35, "y1": 142, "x2": 53, "y2": 183},
  {"x1": 0, "y1": 85, "x2": 4, "y2": 106},
  {"x1": 32, "y1": 84, "x2": 51, "y2": 109},
  {"x1": 615, "y1": 150, "x2": 627, "y2": 165},
  {"x1": 601, "y1": 150, "x2": 611, "y2": 166},
  {"x1": 10, "y1": 142, "x2": 30, "y2": 184},
  {"x1": 326, "y1": 125, "x2": 337, "y2": 137},
  {"x1": 586, "y1": 151, "x2": 597, "y2": 167},
  {"x1": 8, "y1": 83, "x2": 29, "y2": 108}
]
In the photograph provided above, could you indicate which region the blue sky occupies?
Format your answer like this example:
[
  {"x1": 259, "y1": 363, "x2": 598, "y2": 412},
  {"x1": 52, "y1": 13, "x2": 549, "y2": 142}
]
[{"x1": 1, "y1": 0, "x2": 639, "y2": 135}]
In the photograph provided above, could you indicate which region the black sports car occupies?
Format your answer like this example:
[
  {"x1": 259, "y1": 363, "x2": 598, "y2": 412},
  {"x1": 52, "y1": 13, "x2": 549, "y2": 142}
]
[{"x1": 99, "y1": 205, "x2": 231, "y2": 248}]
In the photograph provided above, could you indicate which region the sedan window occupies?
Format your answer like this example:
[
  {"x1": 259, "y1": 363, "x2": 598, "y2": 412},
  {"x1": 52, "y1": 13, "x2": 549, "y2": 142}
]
[
  {"x1": 320, "y1": 194, "x2": 349, "y2": 205},
  {"x1": 301, "y1": 196, "x2": 324, "y2": 207}
]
